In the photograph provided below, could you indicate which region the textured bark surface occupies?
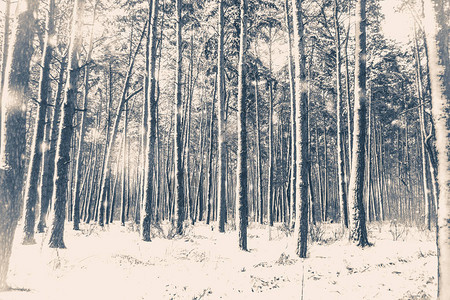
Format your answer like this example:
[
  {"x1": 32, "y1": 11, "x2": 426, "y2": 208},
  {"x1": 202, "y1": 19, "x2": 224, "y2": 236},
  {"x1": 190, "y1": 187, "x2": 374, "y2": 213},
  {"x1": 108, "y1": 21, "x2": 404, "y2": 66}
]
[
  {"x1": 175, "y1": 0, "x2": 185, "y2": 235},
  {"x1": 22, "y1": 0, "x2": 55, "y2": 243},
  {"x1": 49, "y1": 0, "x2": 85, "y2": 249},
  {"x1": 37, "y1": 58, "x2": 65, "y2": 233},
  {"x1": 0, "y1": 0, "x2": 37, "y2": 289},
  {"x1": 334, "y1": 0, "x2": 348, "y2": 229},
  {"x1": 284, "y1": 0, "x2": 296, "y2": 230},
  {"x1": 291, "y1": 0, "x2": 309, "y2": 258},
  {"x1": 237, "y1": 0, "x2": 248, "y2": 251},
  {"x1": 0, "y1": 0, "x2": 11, "y2": 145},
  {"x1": 423, "y1": 1, "x2": 449, "y2": 298},
  {"x1": 347, "y1": 0, "x2": 370, "y2": 247},
  {"x1": 217, "y1": 0, "x2": 227, "y2": 233},
  {"x1": 141, "y1": 0, "x2": 159, "y2": 241}
]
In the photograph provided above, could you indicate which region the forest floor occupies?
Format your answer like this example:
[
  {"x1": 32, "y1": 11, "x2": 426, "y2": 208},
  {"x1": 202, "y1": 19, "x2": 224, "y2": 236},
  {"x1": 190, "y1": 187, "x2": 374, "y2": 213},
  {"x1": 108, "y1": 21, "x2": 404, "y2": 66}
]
[{"x1": 2, "y1": 220, "x2": 437, "y2": 300}]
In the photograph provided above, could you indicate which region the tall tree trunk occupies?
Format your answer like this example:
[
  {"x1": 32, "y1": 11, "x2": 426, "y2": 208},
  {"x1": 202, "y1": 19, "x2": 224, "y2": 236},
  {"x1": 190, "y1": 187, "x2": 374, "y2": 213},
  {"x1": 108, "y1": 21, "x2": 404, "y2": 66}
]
[
  {"x1": 141, "y1": 0, "x2": 159, "y2": 241},
  {"x1": 292, "y1": 0, "x2": 309, "y2": 258},
  {"x1": 22, "y1": 0, "x2": 55, "y2": 243},
  {"x1": 48, "y1": 0, "x2": 85, "y2": 249},
  {"x1": 423, "y1": 1, "x2": 449, "y2": 298},
  {"x1": 254, "y1": 42, "x2": 263, "y2": 225},
  {"x1": 344, "y1": 2, "x2": 353, "y2": 174},
  {"x1": 315, "y1": 127, "x2": 323, "y2": 222},
  {"x1": 334, "y1": 0, "x2": 348, "y2": 229},
  {"x1": 174, "y1": 0, "x2": 185, "y2": 234},
  {"x1": 0, "y1": 0, "x2": 11, "y2": 147},
  {"x1": 323, "y1": 126, "x2": 328, "y2": 221},
  {"x1": 121, "y1": 103, "x2": 129, "y2": 226},
  {"x1": 73, "y1": 2, "x2": 97, "y2": 230},
  {"x1": 347, "y1": 0, "x2": 370, "y2": 247},
  {"x1": 365, "y1": 86, "x2": 372, "y2": 222},
  {"x1": 284, "y1": 0, "x2": 296, "y2": 229},
  {"x1": 217, "y1": 0, "x2": 227, "y2": 233},
  {"x1": 267, "y1": 27, "x2": 274, "y2": 228},
  {"x1": 237, "y1": 0, "x2": 248, "y2": 251},
  {"x1": 37, "y1": 57, "x2": 66, "y2": 233},
  {"x1": 0, "y1": 0, "x2": 37, "y2": 288},
  {"x1": 206, "y1": 79, "x2": 216, "y2": 225},
  {"x1": 414, "y1": 26, "x2": 431, "y2": 230}
]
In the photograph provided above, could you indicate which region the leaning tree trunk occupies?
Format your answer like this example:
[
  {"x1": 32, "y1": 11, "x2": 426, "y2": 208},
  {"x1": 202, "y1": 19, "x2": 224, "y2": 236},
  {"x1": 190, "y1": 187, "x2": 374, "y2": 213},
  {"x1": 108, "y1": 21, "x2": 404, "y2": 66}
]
[
  {"x1": 48, "y1": 0, "x2": 85, "y2": 249},
  {"x1": 22, "y1": 0, "x2": 56, "y2": 244},
  {"x1": 0, "y1": 0, "x2": 37, "y2": 289},
  {"x1": 347, "y1": 0, "x2": 370, "y2": 247},
  {"x1": 141, "y1": 0, "x2": 159, "y2": 241},
  {"x1": 217, "y1": 0, "x2": 227, "y2": 233},
  {"x1": 334, "y1": 0, "x2": 348, "y2": 229},
  {"x1": 97, "y1": 22, "x2": 146, "y2": 227},
  {"x1": 423, "y1": 1, "x2": 449, "y2": 299},
  {"x1": 237, "y1": 0, "x2": 249, "y2": 251},
  {"x1": 291, "y1": 0, "x2": 309, "y2": 258}
]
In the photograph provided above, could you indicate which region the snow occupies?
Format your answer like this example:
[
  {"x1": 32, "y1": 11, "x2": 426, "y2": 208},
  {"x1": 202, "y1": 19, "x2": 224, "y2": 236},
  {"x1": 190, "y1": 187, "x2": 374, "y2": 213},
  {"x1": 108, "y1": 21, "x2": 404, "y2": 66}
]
[{"x1": 2, "y1": 221, "x2": 437, "y2": 299}]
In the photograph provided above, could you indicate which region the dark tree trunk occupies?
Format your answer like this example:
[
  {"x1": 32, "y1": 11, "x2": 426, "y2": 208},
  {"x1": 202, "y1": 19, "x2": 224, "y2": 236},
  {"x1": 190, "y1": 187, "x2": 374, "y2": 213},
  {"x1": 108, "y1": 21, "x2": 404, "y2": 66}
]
[
  {"x1": 0, "y1": 0, "x2": 11, "y2": 147},
  {"x1": 237, "y1": 0, "x2": 249, "y2": 251},
  {"x1": 22, "y1": 0, "x2": 55, "y2": 243},
  {"x1": 292, "y1": 0, "x2": 309, "y2": 258},
  {"x1": 174, "y1": 0, "x2": 185, "y2": 234},
  {"x1": 0, "y1": 0, "x2": 37, "y2": 289},
  {"x1": 348, "y1": 0, "x2": 370, "y2": 247},
  {"x1": 37, "y1": 57, "x2": 66, "y2": 233},
  {"x1": 334, "y1": 0, "x2": 348, "y2": 229},
  {"x1": 141, "y1": 0, "x2": 159, "y2": 241},
  {"x1": 48, "y1": 0, "x2": 85, "y2": 249},
  {"x1": 217, "y1": 0, "x2": 227, "y2": 233}
]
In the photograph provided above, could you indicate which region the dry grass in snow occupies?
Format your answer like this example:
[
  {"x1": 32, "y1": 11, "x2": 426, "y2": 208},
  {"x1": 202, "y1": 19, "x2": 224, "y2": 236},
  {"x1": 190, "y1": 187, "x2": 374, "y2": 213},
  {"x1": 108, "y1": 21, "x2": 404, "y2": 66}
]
[{"x1": 1, "y1": 221, "x2": 437, "y2": 299}]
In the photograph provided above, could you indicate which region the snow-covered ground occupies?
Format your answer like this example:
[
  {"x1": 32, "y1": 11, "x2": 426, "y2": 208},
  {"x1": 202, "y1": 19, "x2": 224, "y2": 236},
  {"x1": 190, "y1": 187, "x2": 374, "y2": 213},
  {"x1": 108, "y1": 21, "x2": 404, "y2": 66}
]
[{"x1": 2, "y1": 221, "x2": 437, "y2": 299}]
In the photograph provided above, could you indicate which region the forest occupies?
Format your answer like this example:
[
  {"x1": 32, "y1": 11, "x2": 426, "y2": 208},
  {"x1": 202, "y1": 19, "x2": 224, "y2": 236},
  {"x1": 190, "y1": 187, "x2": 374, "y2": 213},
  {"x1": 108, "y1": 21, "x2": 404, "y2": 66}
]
[{"x1": 0, "y1": 0, "x2": 448, "y2": 299}]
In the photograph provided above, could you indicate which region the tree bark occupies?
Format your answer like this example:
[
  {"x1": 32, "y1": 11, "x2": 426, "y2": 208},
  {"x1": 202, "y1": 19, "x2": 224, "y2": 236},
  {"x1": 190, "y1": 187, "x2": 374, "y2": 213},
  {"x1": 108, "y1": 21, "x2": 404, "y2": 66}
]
[
  {"x1": 423, "y1": 1, "x2": 449, "y2": 298},
  {"x1": 254, "y1": 42, "x2": 263, "y2": 225},
  {"x1": 141, "y1": 0, "x2": 159, "y2": 241},
  {"x1": 347, "y1": 0, "x2": 370, "y2": 247},
  {"x1": 334, "y1": 0, "x2": 348, "y2": 229},
  {"x1": 0, "y1": 0, "x2": 37, "y2": 288},
  {"x1": 48, "y1": 0, "x2": 85, "y2": 249},
  {"x1": 217, "y1": 0, "x2": 227, "y2": 233},
  {"x1": 237, "y1": 0, "x2": 249, "y2": 251},
  {"x1": 291, "y1": 0, "x2": 309, "y2": 258},
  {"x1": 284, "y1": 0, "x2": 296, "y2": 230},
  {"x1": 267, "y1": 26, "x2": 274, "y2": 228},
  {"x1": 37, "y1": 57, "x2": 66, "y2": 233},
  {"x1": 22, "y1": 0, "x2": 55, "y2": 243},
  {"x1": 174, "y1": 0, "x2": 185, "y2": 234},
  {"x1": 0, "y1": 0, "x2": 11, "y2": 148}
]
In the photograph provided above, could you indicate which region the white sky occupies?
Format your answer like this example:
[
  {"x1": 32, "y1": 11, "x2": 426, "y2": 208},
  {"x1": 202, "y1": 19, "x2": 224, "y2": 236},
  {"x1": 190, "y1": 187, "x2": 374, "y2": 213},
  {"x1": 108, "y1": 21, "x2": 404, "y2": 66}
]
[{"x1": 380, "y1": 0, "x2": 414, "y2": 44}]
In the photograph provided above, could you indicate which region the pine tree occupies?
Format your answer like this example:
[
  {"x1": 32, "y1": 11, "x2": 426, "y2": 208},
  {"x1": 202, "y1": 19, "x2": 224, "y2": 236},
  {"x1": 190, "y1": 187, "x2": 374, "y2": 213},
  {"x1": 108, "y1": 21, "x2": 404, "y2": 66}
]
[{"x1": 0, "y1": 0, "x2": 38, "y2": 288}]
